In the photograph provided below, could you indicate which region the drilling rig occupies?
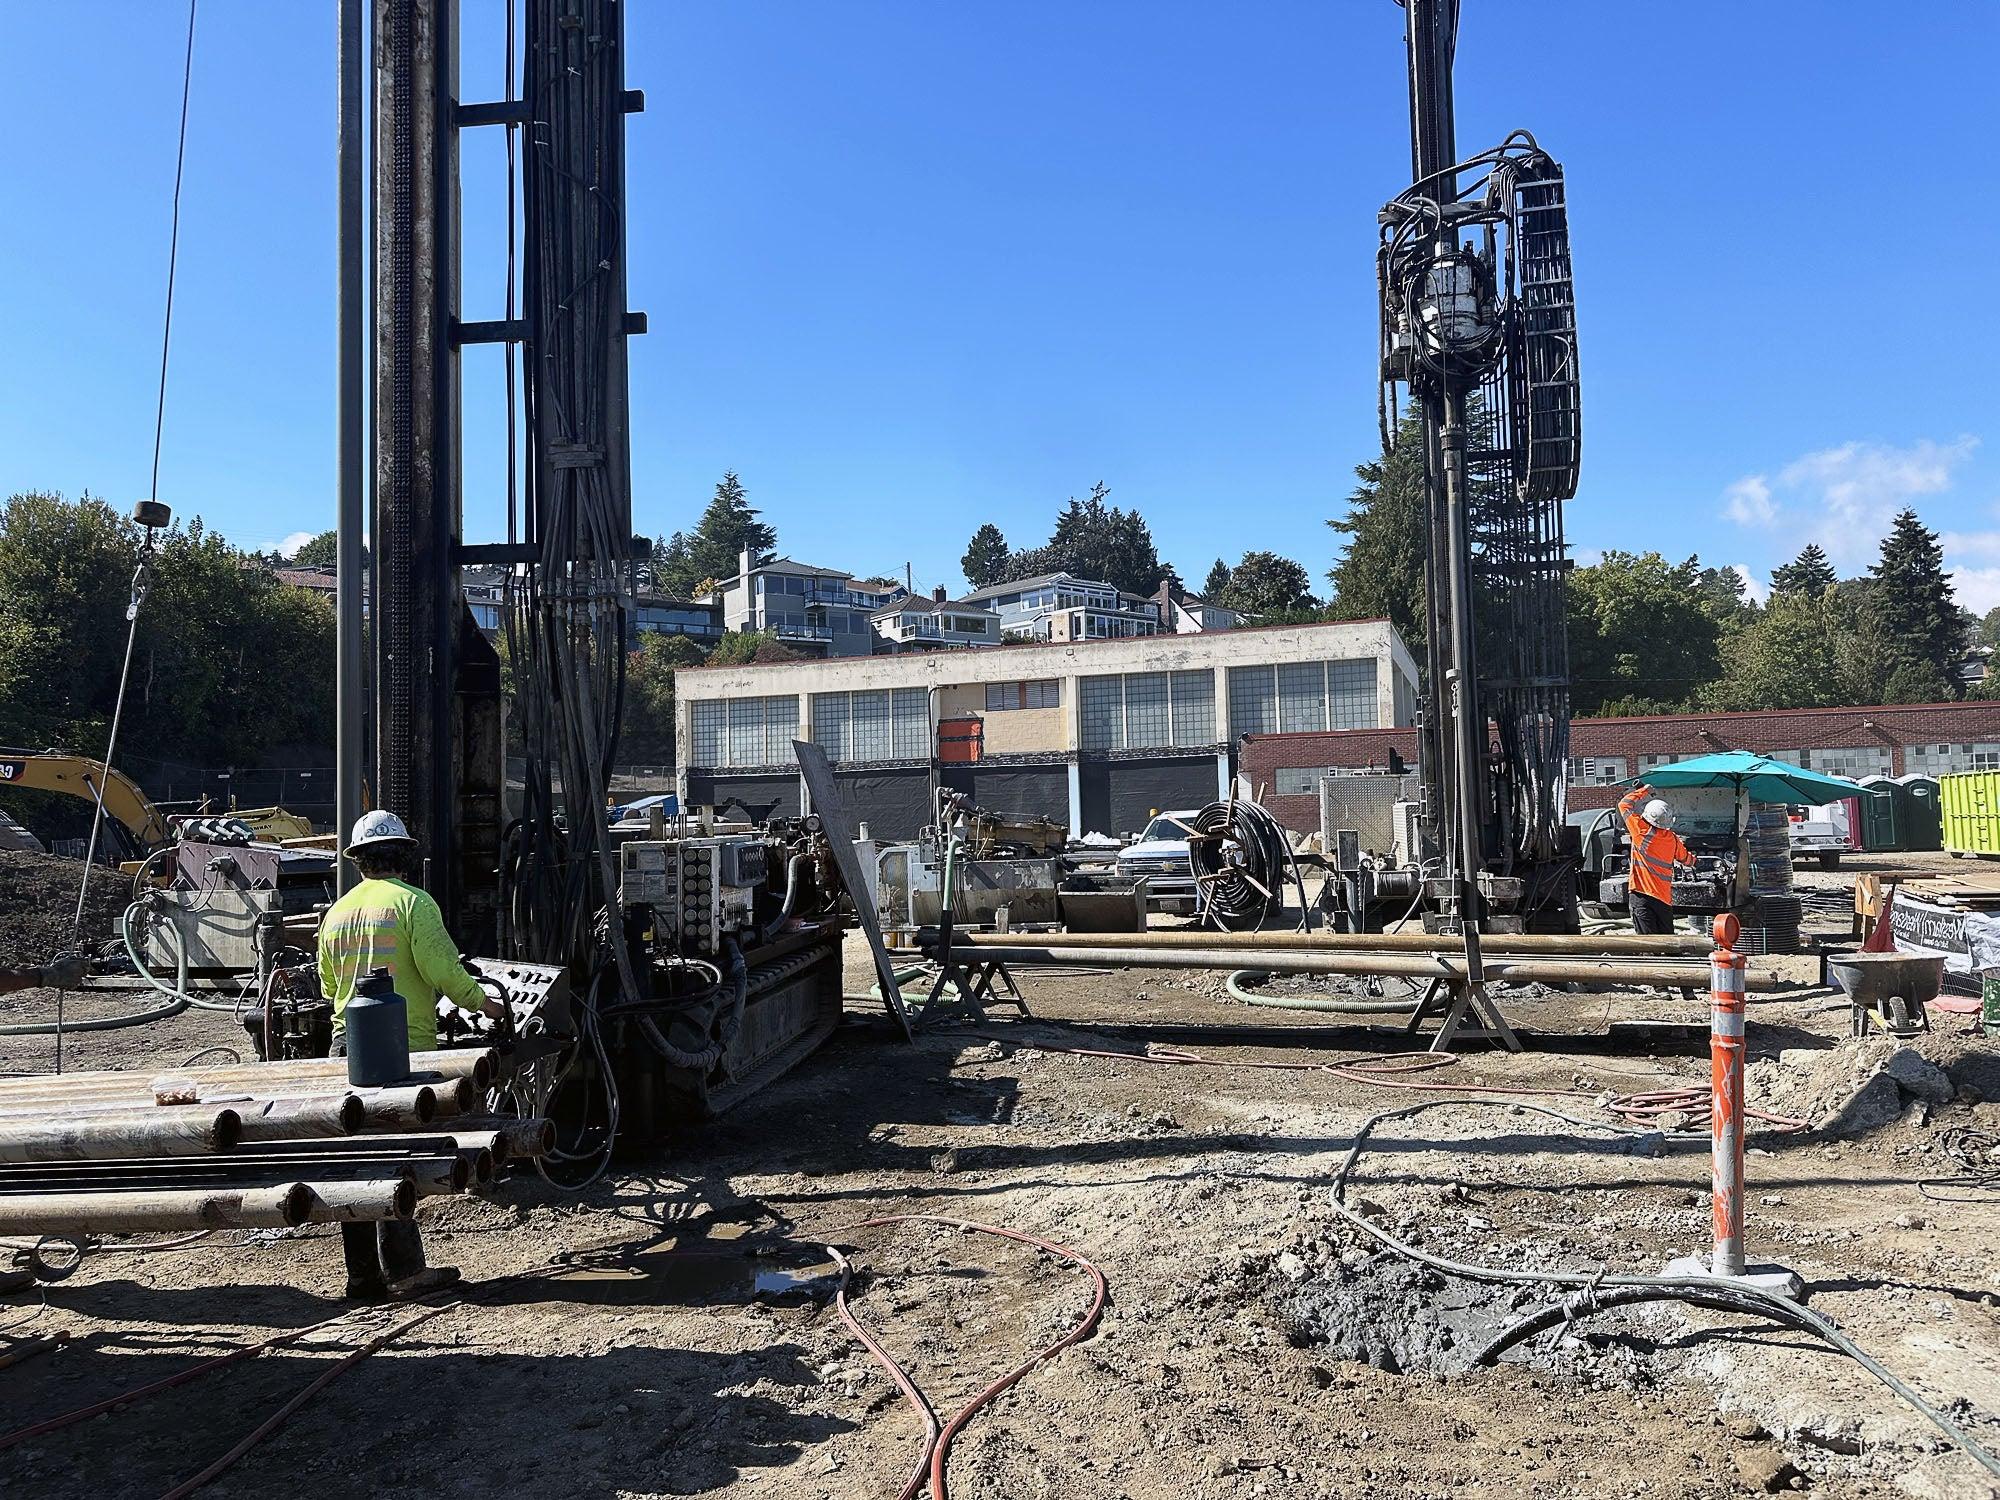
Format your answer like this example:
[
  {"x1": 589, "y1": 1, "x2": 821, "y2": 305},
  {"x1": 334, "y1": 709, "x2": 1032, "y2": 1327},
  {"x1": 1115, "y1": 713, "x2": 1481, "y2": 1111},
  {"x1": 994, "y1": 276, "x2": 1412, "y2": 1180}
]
[
  {"x1": 1374, "y1": 0, "x2": 1584, "y2": 1037},
  {"x1": 337, "y1": 0, "x2": 848, "y2": 1162}
]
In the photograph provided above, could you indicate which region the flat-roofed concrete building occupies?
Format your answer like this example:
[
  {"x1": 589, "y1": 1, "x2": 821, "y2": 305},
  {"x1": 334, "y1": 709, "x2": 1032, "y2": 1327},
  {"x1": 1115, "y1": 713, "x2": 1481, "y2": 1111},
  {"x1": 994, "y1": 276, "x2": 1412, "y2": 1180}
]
[{"x1": 673, "y1": 618, "x2": 1419, "y2": 837}]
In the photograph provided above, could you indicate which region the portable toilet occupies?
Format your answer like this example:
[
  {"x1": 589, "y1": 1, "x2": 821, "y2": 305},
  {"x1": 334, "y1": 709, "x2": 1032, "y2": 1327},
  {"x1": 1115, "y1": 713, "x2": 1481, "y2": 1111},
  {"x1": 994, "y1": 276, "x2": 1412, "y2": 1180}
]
[
  {"x1": 1855, "y1": 774, "x2": 1902, "y2": 851},
  {"x1": 1895, "y1": 773, "x2": 1942, "y2": 852}
]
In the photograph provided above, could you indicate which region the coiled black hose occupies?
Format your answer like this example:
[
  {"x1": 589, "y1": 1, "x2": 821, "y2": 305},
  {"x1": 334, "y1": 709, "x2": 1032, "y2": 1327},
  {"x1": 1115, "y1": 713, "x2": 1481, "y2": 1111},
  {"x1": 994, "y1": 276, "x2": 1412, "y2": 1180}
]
[{"x1": 1188, "y1": 800, "x2": 1297, "y2": 931}]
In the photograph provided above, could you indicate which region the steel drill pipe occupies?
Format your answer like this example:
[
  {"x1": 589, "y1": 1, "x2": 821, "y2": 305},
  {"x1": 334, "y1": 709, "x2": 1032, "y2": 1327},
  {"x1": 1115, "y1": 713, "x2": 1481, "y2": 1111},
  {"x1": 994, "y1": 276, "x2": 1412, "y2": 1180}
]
[
  {"x1": 450, "y1": 1117, "x2": 557, "y2": 1162},
  {"x1": 0, "y1": 1097, "x2": 360, "y2": 1145},
  {"x1": 0, "y1": 1109, "x2": 243, "y2": 1164},
  {"x1": 0, "y1": 1153, "x2": 470, "y2": 1197},
  {"x1": 234, "y1": 1128, "x2": 536, "y2": 1176},
  {"x1": 936, "y1": 944, "x2": 1789, "y2": 992},
  {"x1": 358, "y1": 1085, "x2": 439, "y2": 1130},
  {"x1": 0, "y1": 1090, "x2": 406, "y2": 1141},
  {"x1": 0, "y1": 1183, "x2": 310, "y2": 1236},
  {"x1": 424, "y1": 1077, "x2": 478, "y2": 1117},
  {"x1": 923, "y1": 929, "x2": 1712, "y2": 957},
  {"x1": 234, "y1": 1096, "x2": 368, "y2": 1139},
  {"x1": 0, "y1": 1048, "x2": 498, "y2": 1104},
  {"x1": 296, "y1": 1178, "x2": 418, "y2": 1223}
]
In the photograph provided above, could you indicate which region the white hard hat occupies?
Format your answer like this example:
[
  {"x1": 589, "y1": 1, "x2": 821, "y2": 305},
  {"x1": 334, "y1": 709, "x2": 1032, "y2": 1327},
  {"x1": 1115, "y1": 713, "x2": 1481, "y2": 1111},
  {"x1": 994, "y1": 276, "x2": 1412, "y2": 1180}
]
[
  {"x1": 346, "y1": 809, "x2": 414, "y2": 855},
  {"x1": 1642, "y1": 798, "x2": 1674, "y2": 829}
]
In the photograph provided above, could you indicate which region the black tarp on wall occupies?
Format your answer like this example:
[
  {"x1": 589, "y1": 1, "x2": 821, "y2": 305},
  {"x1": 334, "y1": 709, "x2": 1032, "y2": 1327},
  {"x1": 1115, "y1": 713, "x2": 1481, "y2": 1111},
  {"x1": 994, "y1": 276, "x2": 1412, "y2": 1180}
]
[
  {"x1": 833, "y1": 767, "x2": 933, "y2": 840},
  {"x1": 1079, "y1": 755, "x2": 1219, "y2": 838},
  {"x1": 940, "y1": 763, "x2": 1070, "y2": 829},
  {"x1": 687, "y1": 772, "x2": 802, "y2": 821}
]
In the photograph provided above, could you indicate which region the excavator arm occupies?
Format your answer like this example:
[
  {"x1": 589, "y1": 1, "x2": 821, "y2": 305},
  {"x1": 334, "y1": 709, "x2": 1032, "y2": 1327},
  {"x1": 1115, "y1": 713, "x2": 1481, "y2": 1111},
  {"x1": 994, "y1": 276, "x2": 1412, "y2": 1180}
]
[{"x1": 0, "y1": 751, "x2": 171, "y2": 853}]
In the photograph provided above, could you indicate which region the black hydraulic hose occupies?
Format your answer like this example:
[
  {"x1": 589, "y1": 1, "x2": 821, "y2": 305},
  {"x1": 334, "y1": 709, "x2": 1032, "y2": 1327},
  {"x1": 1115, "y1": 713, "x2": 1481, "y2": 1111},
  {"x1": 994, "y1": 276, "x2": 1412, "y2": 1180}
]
[
  {"x1": 1331, "y1": 1097, "x2": 2000, "y2": 1482},
  {"x1": 1472, "y1": 1284, "x2": 1817, "y2": 1367},
  {"x1": 1189, "y1": 801, "x2": 1292, "y2": 931},
  {"x1": 758, "y1": 852, "x2": 809, "y2": 944}
]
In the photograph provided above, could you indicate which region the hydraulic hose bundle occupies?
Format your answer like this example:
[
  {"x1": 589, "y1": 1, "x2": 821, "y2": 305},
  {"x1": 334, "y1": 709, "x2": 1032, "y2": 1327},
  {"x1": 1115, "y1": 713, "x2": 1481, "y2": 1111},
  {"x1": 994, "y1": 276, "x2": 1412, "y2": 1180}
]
[{"x1": 1187, "y1": 800, "x2": 1301, "y2": 931}]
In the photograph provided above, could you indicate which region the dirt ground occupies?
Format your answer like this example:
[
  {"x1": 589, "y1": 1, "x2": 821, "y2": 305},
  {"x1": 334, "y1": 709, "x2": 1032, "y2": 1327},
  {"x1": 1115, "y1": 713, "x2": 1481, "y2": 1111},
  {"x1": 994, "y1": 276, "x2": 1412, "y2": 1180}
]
[{"x1": 1, "y1": 850, "x2": 1997, "y2": 1499}]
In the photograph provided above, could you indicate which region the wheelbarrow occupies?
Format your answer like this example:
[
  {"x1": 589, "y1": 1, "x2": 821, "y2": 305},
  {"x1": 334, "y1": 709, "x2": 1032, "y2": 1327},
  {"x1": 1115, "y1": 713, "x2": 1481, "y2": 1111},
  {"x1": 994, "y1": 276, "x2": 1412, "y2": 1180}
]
[{"x1": 1824, "y1": 951, "x2": 1943, "y2": 1039}]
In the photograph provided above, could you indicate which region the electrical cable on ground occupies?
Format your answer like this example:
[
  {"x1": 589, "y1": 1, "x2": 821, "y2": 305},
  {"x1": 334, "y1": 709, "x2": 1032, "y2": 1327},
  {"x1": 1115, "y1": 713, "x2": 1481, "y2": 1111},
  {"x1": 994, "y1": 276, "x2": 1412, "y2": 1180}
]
[
  {"x1": 1326, "y1": 1096, "x2": 2000, "y2": 1482},
  {"x1": 826, "y1": 1214, "x2": 1108, "y2": 1500},
  {"x1": 1919, "y1": 1126, "x2": 2000, "y2": 1201}
]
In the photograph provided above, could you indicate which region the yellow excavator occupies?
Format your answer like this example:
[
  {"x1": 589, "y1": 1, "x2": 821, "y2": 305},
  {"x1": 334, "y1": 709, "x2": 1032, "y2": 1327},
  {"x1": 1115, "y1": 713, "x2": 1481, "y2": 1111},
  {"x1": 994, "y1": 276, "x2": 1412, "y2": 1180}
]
[{"x1": 0, "y1": 750, "x2": 315, "y2": 860}]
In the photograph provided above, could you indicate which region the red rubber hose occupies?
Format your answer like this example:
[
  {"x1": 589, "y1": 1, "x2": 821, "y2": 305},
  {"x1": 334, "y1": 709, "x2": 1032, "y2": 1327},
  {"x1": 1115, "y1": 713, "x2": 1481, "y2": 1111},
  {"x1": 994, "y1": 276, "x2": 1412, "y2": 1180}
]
[
  {"x1": 831, "y1": 1214, "x2": 1108, "y2": 1500},
  {"x1": 156, "y1": 1301, "x2": 453, "y2": 1500},
  {"x1": 829, "y1": 1246, "x2": 938, "y2": 1500}
]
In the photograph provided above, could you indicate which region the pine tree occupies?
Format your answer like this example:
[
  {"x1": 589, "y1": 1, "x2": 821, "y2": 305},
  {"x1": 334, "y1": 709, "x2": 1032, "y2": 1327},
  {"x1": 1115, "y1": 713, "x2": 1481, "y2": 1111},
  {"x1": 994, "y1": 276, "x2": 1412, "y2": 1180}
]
[
  {"x1": 1327, "y1": 411, "x2": 1428, "y2": 654},
  {"x1": 1867, "y1": 508, "x2": 1961, "y2": 701},
  {"x1": 996, "y1": 481, "x2": 1162, "y2": 594},
  {"x1": 960, "y1": 523, "x2": 1010, "y2": 589},
  {"x1": 1201, "y1": 558, "x2": 1231, "y2": 600},
  {"x1": 653, "y1": 473, "x2": 775, "y2": 596},
  {"x1": 1768, "y1": 543, "x2": 1837, "y2": 598}
]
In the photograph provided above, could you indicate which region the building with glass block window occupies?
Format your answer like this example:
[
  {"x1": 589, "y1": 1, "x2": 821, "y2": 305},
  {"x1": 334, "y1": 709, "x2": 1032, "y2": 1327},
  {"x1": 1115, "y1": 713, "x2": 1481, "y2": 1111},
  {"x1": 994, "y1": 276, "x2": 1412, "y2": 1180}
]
[{"x1": 672, "y1": 618, "x2": 1419, "y2": 837}]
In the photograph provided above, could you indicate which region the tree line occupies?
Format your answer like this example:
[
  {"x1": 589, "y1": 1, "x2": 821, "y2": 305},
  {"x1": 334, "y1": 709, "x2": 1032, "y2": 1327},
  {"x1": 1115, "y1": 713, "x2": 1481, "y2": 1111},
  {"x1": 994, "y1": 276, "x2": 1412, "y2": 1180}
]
[
  {"x1": 7, "y1": 431, "x2": 1981, "y2": 801},
  {"x1": 1327, "y1": 412, "x2": 1982, "y2": 715},
  {"x1": 0, "y1": 491, "x2": 336, "y2": 774}
]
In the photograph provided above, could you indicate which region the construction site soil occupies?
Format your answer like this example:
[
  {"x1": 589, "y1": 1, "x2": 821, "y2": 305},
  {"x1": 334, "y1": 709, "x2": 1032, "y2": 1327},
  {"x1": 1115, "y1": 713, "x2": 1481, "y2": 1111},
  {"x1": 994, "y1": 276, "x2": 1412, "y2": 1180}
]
[
  {"x1": 0, "y1": 852, "x2": 1996, "y2": 1499},
  {"x1": 0, "y1": 850, "x2": 130, "y2": 971}
]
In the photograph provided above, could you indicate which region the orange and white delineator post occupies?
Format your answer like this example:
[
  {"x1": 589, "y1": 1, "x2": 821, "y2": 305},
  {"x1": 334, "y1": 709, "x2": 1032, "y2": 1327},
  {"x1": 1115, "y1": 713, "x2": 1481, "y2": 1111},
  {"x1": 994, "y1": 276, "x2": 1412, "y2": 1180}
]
[
  {"x1": 1664, "y1": 912, "x2": 1799, "y2": 1296},
  {"x1": 1707, "y1": 912, "x2": 1747, "y2": 1277}
]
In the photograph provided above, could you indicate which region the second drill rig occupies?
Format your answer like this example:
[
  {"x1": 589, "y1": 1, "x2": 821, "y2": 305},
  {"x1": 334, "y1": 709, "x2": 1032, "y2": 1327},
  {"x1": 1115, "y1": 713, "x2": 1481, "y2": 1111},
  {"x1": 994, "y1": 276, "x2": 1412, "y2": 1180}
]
[{"x1": 1375, "y1": 0, "x2": 1584, "y2": 950}]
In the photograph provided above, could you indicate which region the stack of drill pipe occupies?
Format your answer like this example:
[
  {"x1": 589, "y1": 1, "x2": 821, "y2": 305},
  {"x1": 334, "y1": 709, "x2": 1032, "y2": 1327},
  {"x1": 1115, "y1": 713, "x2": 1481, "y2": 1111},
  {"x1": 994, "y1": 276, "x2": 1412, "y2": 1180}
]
[
  {"x1": 921, "y1": 940, "x2": 1787, "y2": 992},
  {"x1": 0, "y1": 1046, "x2": 547, "y2": 1237}
]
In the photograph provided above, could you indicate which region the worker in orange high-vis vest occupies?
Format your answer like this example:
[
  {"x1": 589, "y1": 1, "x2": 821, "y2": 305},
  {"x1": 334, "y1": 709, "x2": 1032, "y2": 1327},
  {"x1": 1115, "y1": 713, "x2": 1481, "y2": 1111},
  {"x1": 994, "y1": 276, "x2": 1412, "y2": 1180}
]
[{"x1": 1618, "y1": 783, "x2": 1692, "y2": 934}]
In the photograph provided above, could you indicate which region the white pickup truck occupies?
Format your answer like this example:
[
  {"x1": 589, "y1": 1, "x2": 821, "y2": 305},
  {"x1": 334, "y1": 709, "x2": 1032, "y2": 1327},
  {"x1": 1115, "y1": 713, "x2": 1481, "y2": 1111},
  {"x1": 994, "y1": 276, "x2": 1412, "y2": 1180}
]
[
  {"x1": 1116, "y1": 811, "x2": 1200, "y2": 915},
  {"x1": 1789, "y1": 798, "x2": 1858, "y2": 868}
]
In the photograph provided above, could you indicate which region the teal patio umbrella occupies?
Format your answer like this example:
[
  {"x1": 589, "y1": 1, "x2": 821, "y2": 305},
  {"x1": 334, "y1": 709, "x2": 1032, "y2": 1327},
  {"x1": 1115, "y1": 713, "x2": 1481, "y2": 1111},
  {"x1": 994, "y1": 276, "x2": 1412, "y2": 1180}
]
[{"x1": 1616, "y1": 751, "x2": 1862, "y2": 805}]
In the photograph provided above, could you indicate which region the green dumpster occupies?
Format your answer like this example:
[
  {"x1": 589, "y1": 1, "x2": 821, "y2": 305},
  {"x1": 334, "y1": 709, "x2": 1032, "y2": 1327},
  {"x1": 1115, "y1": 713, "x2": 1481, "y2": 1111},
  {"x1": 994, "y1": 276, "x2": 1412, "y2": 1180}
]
[{"x1": 1855, "y1": 774, "x2": 1902, "y2": 851}]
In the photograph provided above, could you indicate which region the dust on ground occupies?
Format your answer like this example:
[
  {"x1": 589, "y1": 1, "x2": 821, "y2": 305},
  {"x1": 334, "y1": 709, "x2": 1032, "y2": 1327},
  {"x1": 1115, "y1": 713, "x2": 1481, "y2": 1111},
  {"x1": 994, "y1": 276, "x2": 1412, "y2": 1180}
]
[{"x1": 0, "y1": 848, "x2": 1995, "y2": 1498}]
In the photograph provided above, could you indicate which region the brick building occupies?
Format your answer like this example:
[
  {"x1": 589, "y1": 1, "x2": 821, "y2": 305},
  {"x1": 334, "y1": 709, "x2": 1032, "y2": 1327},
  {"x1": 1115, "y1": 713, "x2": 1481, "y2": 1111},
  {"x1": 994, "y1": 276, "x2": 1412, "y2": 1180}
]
[{"x1": 1240, "y1": 700, "x2": 2000, "y2": 835}]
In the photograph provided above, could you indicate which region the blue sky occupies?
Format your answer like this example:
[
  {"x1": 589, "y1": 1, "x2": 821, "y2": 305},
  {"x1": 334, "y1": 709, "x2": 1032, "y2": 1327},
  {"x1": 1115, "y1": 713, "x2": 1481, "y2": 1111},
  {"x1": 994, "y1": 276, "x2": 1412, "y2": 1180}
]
[{"x1": 4, "y1": 2, "x2": 1996, "y2": 606}]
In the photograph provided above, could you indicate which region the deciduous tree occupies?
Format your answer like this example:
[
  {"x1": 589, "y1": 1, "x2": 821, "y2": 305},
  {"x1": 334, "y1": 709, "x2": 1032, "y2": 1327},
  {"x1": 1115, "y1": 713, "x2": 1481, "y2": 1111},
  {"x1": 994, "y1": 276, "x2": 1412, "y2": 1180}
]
[
  {"x1": 1215, "y1": 551, "x2": 1316, "y2": 615},
  {"x1": 288, "y1": 529, "x2": 338, "y2": 568},
  {"x1": 1566, "y1": 551, "x2": 1722, "y2": 716}
]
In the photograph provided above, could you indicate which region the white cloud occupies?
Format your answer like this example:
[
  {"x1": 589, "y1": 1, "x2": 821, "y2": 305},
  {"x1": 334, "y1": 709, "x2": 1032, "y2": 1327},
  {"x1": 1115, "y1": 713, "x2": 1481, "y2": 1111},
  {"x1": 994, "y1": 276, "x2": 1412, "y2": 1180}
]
[
  {"x1": 1943, "y1": 527, "x2": 2000, "y2": 564},
  {"x1": 1728, "y1": 564, "x2": 1769, "y2": 605},
  {"x1": 1950, "y1": 566, "x2": 2000, "y2": 616},
  {"x1": 1722, "y1": 475, "x2": 1775, "y2": 527},
  {"x1": 275, "y1": 531, "x2": 315, "y2": 559},
  {"x1": 1720, "y1": 437, "x2": 1980, "y2": 569}
]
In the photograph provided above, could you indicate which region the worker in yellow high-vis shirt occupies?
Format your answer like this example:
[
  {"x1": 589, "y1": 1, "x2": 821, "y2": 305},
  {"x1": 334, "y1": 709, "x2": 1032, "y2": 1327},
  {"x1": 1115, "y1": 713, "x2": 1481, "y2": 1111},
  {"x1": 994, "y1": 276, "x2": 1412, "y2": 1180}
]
[{"x1": 317, "y1": 810, "x2": 504, "y2": 1300}]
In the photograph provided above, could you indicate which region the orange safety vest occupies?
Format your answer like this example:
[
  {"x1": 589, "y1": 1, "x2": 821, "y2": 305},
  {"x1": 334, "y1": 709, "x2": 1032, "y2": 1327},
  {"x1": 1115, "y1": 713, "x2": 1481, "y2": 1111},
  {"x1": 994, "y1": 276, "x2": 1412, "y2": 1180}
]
[{"x1": 1619, "y1": 788, "x2": 1690, "y2": 903}]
